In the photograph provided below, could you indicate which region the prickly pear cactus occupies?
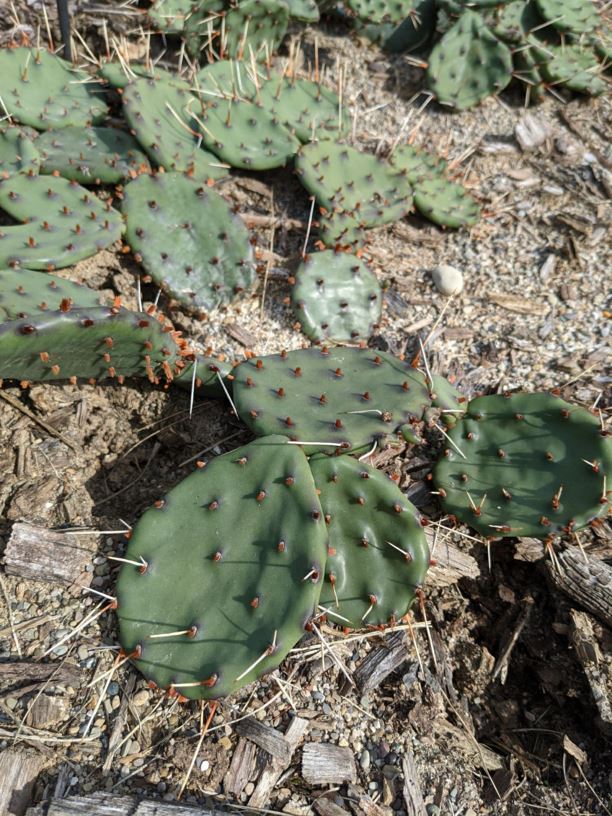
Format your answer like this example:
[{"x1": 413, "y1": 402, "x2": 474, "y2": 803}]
[
  {"x1": 98, "y1": 62, "x2": 160, "y2": 90},
  {"x1": 122, "y1": 76, "x2": 228, "y2": 181},
  {"x1": 197, "y1": 97, "x2": 300, "y2": 170},
  {"x1": 259, "y1": 77, "x2": 346, "y2": 143},
  {"x1": 195, "y1": 59, "x2": 267, "y2": 101},
  {"x1": 383, "y1": 0, "x2": 438, "y2": 53},
  {"x1": 428, "y1": 374, "x2": 466, "y2": 428},
  {"x1": 0, "y1": 47, "x2": 108, "y2": 130},
  {"x1": 535, "y1": 0, "x2": 600, "y2": 34},
  {"x1": 310, "y1": 454, "x2": 430, "y2": 628},
  {"x1": 0, "y1": 269, "x2": 102, "y2": 320},
  {"x1": 37, "y1": 127, "x2": 150, "y2": 184},
  {"x1": 539, "y1": 44, "x2": 606, "y2": 96},
  {"x1": 285, "y1": 0, "x2": 319, "y2": 22},
  {"x1": 0, "y1": 306, "x2": 188, "y2": 385},
  {"x1": 291, "y1": 250, "x2": 382, "y2": 342},
  {"x1": 492, "y1": 0, "x2": 544, "y2": 43},
  {"x1": 317, "y1": 210, "x2": 367, "y2": 251},
  {"x1": 233, "y1": 346, "x2": 431, "y2": 455},
  {"x1": 123, "y1": 172, "x2": 254, "y2": 314},
  {"x1": 392, "y1": 144, "x2": 480, "y2": 228},
  {"x1": 174, "y1": 354, "x2": 234, "y2": 397},
  {"x1": 295, "y1": 141, "x2": 413, "y2": 228},
  {"x1": 347, "y1": 0, "x2": 406, "y2": 25},
  {"x1": 148, "y1": 0, "x2": 195, "y2": 33},
  {"x1": 433, "y1": 393, "x2": 612, "y2": 538},
  {"x1": 426, "y1": 11, "x2": 513, "y2": 109},
  {"x1": 0, "y1": 173, "x2": 124, "y2": 270},
  {"x1": 0, "y1": 126, "x2": 40, "y2": 176},
  {"x1": 116, "y1": 435, "x2": 328, "y2": 700}
]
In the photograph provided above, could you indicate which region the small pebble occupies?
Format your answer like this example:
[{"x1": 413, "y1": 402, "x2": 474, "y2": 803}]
[
  {"x1": 431, "y1": 265, "x2": 463, "y2": 296},
  {"x1": 360, "y1": 749, "x2": 371, "y2": 773},
  {"x1": 132, "y1": 689, "x2": 150, "y2": 707}
]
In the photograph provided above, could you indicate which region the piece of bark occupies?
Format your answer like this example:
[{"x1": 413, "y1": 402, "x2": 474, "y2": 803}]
[
  {"x1": 25, "y1": 694, "x2": 68, "y2": 729},
  {"x1": 3, "y1": 523, "x2": 95, "y2": 588},
  {"x1": 102, "y1": 674, "x2": 136, "y2": 775},
  {"x1": 427, "y1": 540, "x2": 480, "y2": 587},
  {"x1": 569, "y1": 609, "x2": 612, "y2": 734},
  {"x1": 487, "y1": 293, "x2": 548, "y2": 316},
  {"x1": 0, "y1": 661, "x2": 81, "y2": 689},
  {"x1": 435, "y1": 719, "x2": 503, "y2": 771},
  {"x1": 313, "y1": 798, "x2": 351, "y2": 816},
  {"x1": 548, "y1": 548, "x2": 612, "y2": 629},
  {"x1": 302, "y1": 743, "x2": 357, "y2": 786},
  {"x1": 234, "y1": 716, "x2": 292, "y2": 762},
  {"x1": 223, "y1": 322, "x2": 257, "y2": 349},
  {"x1": 346, "y1": 784, "x2": 394, "y2": 816},
  {"x1": 513, "y1": 538, "x2": 545, "y2": 562},
  {"x1": 402, "y1": 753, "x2": 426, "y2": 816},
  {"x1": 0, "y1": 750, "x2": 46, "y2": 816},
  {"x1": 223, "y1": 737, "x2": 259, "y2": 797},
  {"x1": 26, "y1": 792, "x2": 227, "y2": 815},
  {"x1": 354, "y1": 631, "x2": 409, "y2": 693},
  {"x1": 249, "y1": 717, "x2": 309, "y2": 809}
]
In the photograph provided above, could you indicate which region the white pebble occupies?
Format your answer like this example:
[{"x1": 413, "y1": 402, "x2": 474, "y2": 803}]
[{"x1": 431, "y1": 264, "x2": 463, "y2": 296}]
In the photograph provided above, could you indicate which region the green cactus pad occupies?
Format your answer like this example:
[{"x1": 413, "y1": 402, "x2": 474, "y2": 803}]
[
  {"x1": 98, "y1": 62, "x2": 160, "y2": 90},
  {"x1": 513, "y1": 47, "x2": 546, "y2": 104},
  {"x1": 259, "y1": 77, "x2": 346, "y2": 143},
  {"x1": 292, "y1": 250, "x2": 382, "y2": 343},
  {"x1": 0, "y1": 269, "x2": 102, "y2": 320},
  {"x1": 535, "y1": 0, "x2": 600, "y2": 34},
  {"x1": 123, "y1": 172, "x2": 254, "y2": 314},
  {"x1": 426, "y1": 374, "x2": 466, "y2": 428},
  {"x1": 174, "y1": 354, "x2": 234, "y2": 398},
  {"x1": 195, "y1": 59, "x2": 267, "y2": 101},
  {"x1": 37, "y1": 127, "x2": 150, "y2": 184},
  {"x1": 317, "y1": 210, "x2": 367, "y2": 251},
  {"x1": 0, "y1": 173, "x2": 124, "y2": 270},
  {"x1": 433, "y1": 393, "x2": 612, "y2": 539},
  {"x1": 493, "y1": 0, "x2": 544, "y2": 43},
  {"x1": 122, "y1": 76, "x2": 228, "y2": 181},
  {"x1": 148, "y1": 0, "x2": 194, "y2": 32},
  {"x1": 198, "y1": 96, "x2": 300, "y2": 170},
  {"x1": 285, "y1": 0, "x2": 319, "y2": 22},
  {"x1": 384, "y1": 0, "x2": 438, "y2": 53},
  {"x1": 295, "y1": 141, "x2": 413, "y2": 229},
  {"x1": 0, "y1": 126, "x2": 40, "y2": 176},
  {"x1": 426, "y1": 10, "x2": 513, "y2": 109},
  {"x1": 347, "y1": 0, "x2": 406, "y2": 25},
  {"x1": 116, "y1": 435, "x2": 328, "y2": 700},
  {"x1": 0, "y1": 306, "x2": 187, "y2": 385},
  {"x1": 0, "y1": 47, "x2": 108, "y2": 130},
  {"x1": 392, "y1": 144, "x2": 480, "y2": 228},
  {"x1": 310, "y1": 454, "x2": 429, "y2": 629},
  {"x1": 539, "y1": 44, "x2": 606, "y2": 95},
  {"x1": 233, "y1": 346, "x2": 431, "y2": 455}
]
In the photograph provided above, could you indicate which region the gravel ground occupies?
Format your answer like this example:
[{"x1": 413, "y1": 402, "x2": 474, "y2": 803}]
[{"x1": 0, "y1": 3, "x2": 611, "y2": 815}]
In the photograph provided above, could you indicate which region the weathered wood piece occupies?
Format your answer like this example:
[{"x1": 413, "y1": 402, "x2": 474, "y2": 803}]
[
  {"x1": 354, "y1": 631, "x2": 409, "y2": 693},
  {"x1": 27, "y1": 792, "x2": 231, "y2": 815},
  {"x1": 234, "y1": 715, "x2": 292, "y2": 762},
  {"x1": 0, "y1": 661, "x2": 81, "y2": 689},
  {"x1": 3, "y1": 523, "x2": 95, "y2": 588},
  {"x1": 346, "y1": 783, "x2": 394, "y2": 816},
  {"x1": 569, "y1": 609, "x2": 612, "y2": 734},
  {"x1": 314, "y1": 798, "x2": 351, "y2": 816},
  {"x1": 548, "y1": 548, "x2": 612, "y2": 629},
  {"x1": 402, "y1": 753, "x2": 426, "y2": 816},
  {"x1": 302, "y1": 743, "x2": 357, "y2": 785},
  {"x1": 0, "y1": 750, "x2": 45, "y2": 816},
  {"x1": 249, "y1": 716, "x2": 309, "y2": 809},
  {"x1": 223, "y1": 737, "x2": 259, "y2": 797},
  {"x1": 427, "y1": 541, "x2": 479, "y2": 588}
]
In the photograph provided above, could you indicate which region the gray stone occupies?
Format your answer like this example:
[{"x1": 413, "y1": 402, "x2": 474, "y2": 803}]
[{"x1": 431, "y1": 265, "x2": 463, "y2": 296}]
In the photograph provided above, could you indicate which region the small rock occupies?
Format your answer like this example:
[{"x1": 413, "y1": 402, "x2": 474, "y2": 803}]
[
  {"x1": 132, "y1": 690, "x2": 150, "y2": 707},
  {"x1": 360, "y1": 750, "x2": 371, "y2": 773},
  {"x1": 515, "y1": 113, "x2": 551, "y2": 151},
  {"x1": 432, "y1": 265, "x2": 463, "y2": 296}
]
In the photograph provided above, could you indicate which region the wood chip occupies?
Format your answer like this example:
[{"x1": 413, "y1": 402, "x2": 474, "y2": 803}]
[
  {"x1": 434, "y1": 719, "x2": 503, "y2": 771},
  {"x1": 223, "y1": 322, "x2": 257, "y2": 349},
  {"x1": 223, "y1": 737, "x2": 259, "y2": 797},
  {"x1": 569, "y1": 609, "x2": 612, "y2": 734},
  {"x1": 314, "y1": 798, "x2": 352, "y2": 816},
  {"x1": 548, "y1": 548, "x2": 612, "y2": 629},
  {"x1": 26, "y1": 792, "x2": 226, "y2": 816},
  {"x1": 0, "y1": 661, "x2": 81, "y2": 688},
  {"x1": 249, "y1": 717, "x2": 309, "y2": 809},
  {"x1": 353, "y1": 631, "x2": 409, "y2": 693},
  {"x1": 301, "y1": 743, "x2": 357, "y2": 785},
  {"x1": 234, "y1": 716, "x2": 292, "y2": 762},
  {"x1": 487, "y1": 292, "x2": 548, "y2": 316},
  {"x1": 0, "y1": 749, "x2": 45, "y2": 816},
  {"x1": 25, "y1": 694, "x2": 68, "y2": 729},
  {"x1": 402, "y1": 752, "x2": 426, "y2": 816},
  {"x1": 3, "y1": 523, "x2": 95, "y2": 589},
  {"x1": 427, "y1": 538, "x2": 480, "y2": 587}
]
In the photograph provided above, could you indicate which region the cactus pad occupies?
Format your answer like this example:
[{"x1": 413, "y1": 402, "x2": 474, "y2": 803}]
[
  {"x1": 295, "y1": 141, "x2": 413, "y2": 228},
  {"x1": 233, "y1": 346, "x2": 431, "y2": 455},
  {"x1": 539, "y1": 44, "x2": 606, "y2": 96},
  {"x1": 122, "y1": 76, "x2": 228, "y2": 181},
  {"x1": 433, "y1": 393, "x2": 612, "y2": 539},
  {"x1": 116, "y1": 435, "x2": 328, "y2": 699},
  {"x1": 383, "y1": 0, "x2": 438, "y2": 53},
  {"x1": 426, "y1": 11, "x2": 513, "y2": 109},
  {"x1": 0, "y1": 47, "x2": 108, "y2": 130},
  {"x1": 259, "y1": 77, "x2": 345, "y2": 142},
  {"x1": 291, "y1": 250, "x2": 382, "y2": 342},
  {"x1": 0, "y1": 269, "x2": 102, "y2": 320},
  {"x1": 195, "y1": 59, "x2": 266, "y2": 101},
  {"x1": 123, "y1": 172, "x2": 254, "y2": 314},
  {"x1": 347, "y1": 0, "x2": 406, "y2": 25},
  {"x1": 198, "y1": 97, "x2": 300, "y2": 170},
  {"x1": 148, "y1": 0, "x2": 194, "y2": 32},
  {"x1": 535, "y1": 0, "x2": 600, "y2": 34},
  {"x1": 174, "y1": 354, "x2": 234, "y2": 398},
  {"x1": 310, "y1": 454, "x2": 429, "y2": 628},
  {"x1": 98, "y1": 62, "x2": 159, "y2": 90},
  {"x1": 0, "y1": 173, "x2": 123, "y2": 270},
  {"x1": 0, "y1": 126, "x2": 40, "y2": 176},
  {"x1": 37, "y1": 127, "x2": 150, "y2": 184},
  {"x1": 0, "y1": 306, "x2": 187, "y2": 385},
  {"x1": 285, "y1": 0, "x2": 319, "y2": 22}
]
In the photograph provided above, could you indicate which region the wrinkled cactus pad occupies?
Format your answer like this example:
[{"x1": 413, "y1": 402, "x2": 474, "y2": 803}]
[
  {"x1": 116, "y1": 435, "x2": 328, "y2": 699},
  {"x1": 311, "y1": 453, "x2": 430, "y2": 628},
  {"x1": 291, "y1": 250, "x2": 382, "y2": 342},
  {"x1": 535, "y1": 0, "x2": 600, "y2": 34},
  {"x1": 233, "y1": 346, "x2": 431, "y2": 455},
  {"x1": 0, "y1": 268, "x2": 102, "y2": 320},
  {"x1": 259, "y1": 76, "x2": 346, "y2": 143},
  {"x1": 0, "y1": 126, "x2": 40, "y2": 176},
  {"x1": 433, "y1": 393, "x2": 612, "y2": 539},
  {"x1": 123, "y1": 172, "x2": 254, "y2": 314}
]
